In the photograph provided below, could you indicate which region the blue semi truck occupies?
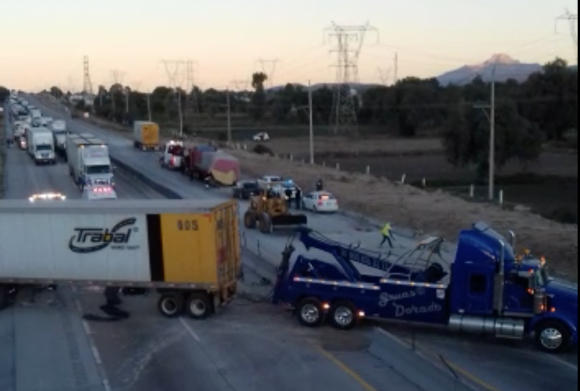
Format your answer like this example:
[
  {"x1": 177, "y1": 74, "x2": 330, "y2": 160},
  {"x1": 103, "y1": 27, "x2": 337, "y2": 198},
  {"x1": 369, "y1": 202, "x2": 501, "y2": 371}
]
[{"x1": 273, "y1": 222, "x2": 578, "y2": 353}]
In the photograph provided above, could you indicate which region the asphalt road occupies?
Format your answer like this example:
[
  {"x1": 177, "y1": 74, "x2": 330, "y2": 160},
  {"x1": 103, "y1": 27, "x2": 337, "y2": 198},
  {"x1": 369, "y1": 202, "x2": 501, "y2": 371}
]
[
  {"x1": 1, "y1": 106, "x2": 444, "y2": 391},
  {"x1": 27, "y1": 95, "x2": 579, "y2": 391}
]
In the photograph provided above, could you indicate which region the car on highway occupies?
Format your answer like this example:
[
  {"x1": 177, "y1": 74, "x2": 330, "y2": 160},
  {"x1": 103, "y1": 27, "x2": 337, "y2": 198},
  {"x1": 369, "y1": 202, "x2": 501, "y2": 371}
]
[
  {"x1": 301, "y1": 191, "x2": 339, "y2": 213},
  {"x1": 28, "y1": 193, "x2": 66, "y2": 202},
  {"x1": 82, "y1": 185, "x2": 117, "y2": 201},
  {"x1": 232, "y1": 180, "x2": 260, "y2": 199}
]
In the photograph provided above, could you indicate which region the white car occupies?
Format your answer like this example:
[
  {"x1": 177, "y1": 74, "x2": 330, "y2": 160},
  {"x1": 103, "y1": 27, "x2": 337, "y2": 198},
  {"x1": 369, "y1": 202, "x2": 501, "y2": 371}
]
[
  {"x1": 301, "y1": 191, "x2": 339, "y2": 213},
  {"x1": 83, "y1": 185, "x2": 117, "y2": 201},
  {"x1": 253, "y1": 132, "x2": 270, "y2": 141}
]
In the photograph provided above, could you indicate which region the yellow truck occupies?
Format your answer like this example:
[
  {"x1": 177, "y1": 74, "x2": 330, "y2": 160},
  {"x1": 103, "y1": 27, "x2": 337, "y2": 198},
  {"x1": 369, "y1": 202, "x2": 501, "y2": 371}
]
[
  {"x1": 0, "y1": 199, "x2": 241, "y2": 319},
  {"x1": 133, "y1": 120, "x2": 160, "y2": 151}
]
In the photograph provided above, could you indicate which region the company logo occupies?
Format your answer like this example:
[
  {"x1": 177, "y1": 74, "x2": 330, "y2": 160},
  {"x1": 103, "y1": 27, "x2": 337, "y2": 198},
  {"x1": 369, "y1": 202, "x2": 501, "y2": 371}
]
[{"x1": 69, "y1": 218, "x2": 140, "y2": 253}]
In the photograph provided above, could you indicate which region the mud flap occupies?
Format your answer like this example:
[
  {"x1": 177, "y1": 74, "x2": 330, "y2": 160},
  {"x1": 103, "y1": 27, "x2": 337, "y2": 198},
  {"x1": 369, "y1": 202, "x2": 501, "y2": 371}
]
[{"x1": 272, "y1": 215, "x2": 308, "y2": 226}]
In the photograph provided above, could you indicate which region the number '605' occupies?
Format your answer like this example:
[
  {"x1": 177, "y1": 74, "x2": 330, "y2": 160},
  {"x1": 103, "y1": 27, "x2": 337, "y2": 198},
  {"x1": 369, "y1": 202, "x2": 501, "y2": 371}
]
[{"x1": 177, "y1": 220, "x2": 198, "y2": 231}]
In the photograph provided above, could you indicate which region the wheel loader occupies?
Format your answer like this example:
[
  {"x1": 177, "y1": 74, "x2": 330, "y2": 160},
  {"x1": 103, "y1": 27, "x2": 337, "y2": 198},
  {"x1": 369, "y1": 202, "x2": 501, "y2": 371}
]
[{"x1": 243, "y1": 191, "x2": 307, "y2": 234}]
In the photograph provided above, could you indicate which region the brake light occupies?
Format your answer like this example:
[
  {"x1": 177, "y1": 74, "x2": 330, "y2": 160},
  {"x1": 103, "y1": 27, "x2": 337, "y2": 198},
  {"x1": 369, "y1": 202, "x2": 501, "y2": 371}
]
[{"x1": 171, "y1": 156, "x2": 175, "y2": 166}]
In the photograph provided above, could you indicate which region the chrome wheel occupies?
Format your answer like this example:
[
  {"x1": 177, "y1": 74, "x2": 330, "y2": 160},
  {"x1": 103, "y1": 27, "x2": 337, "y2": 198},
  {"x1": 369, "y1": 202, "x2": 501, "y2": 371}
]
[
  {"x1": 540, "y1": 328, "x2": 563, "y2": 350},
  {"x1": 333, "y1": 306, "x2": 354, "y2": 327},
  {"x1": 189, "y1": 299, "x2": 207, "y2": 317},
  {"x1": 300, "y1": 304, "x2": 320, "y2": 324}
]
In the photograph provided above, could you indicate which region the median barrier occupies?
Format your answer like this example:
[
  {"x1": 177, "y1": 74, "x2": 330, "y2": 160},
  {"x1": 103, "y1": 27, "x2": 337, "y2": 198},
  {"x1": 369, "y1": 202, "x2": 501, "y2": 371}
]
[{"x1": 368, "y1": 328, "x2": 475, "y2": 391}]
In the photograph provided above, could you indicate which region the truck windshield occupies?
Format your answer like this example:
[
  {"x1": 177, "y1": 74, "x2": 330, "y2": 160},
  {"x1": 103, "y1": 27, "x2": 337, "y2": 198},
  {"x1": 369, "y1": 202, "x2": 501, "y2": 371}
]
[
  {"x1": 86, "y1": 165, "x2": 111, "y2": 174},
  {"x1": 36, "y1": 145, "x2": 52, "y2": 151}
]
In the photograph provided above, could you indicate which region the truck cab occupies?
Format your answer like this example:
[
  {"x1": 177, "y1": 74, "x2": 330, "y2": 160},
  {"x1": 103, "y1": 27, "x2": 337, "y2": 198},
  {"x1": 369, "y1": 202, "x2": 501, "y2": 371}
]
[
  {"x1": 160, "y1": 140, "x2": 184, "y2": 170},
  {"x1": 80, "y1": 148, "x2": 116, "y2": 193},
  {"x1": 27, "y1": 127, "x2": 56, "y2": 165},
  {"x1": 273, "y1": 223, "x2": 578, "y2": 353}
]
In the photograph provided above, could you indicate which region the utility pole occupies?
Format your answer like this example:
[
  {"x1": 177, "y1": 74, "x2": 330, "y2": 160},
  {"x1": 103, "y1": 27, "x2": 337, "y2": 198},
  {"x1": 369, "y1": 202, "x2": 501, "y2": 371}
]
[
  {"x1": 325, "y1": 22, "x2": 379, "y2": 135},
  {"x1": 146, "y1": 92, "x2": 152, "y2": 121},
  {"x1": 474, "y1": 66, "x2": 497, "y2": 201},
  {"x1": 226, "y1": 89, "x2": 232, "y2": 143},
  {"x1": 110, "y1": 69, "x2": 125, "y2": 115},
  {"x1": 377, "y1": 67, "x2": 391, "y2": 85},
  {"x1": 308, "y1": 80, "x2": 314, "y2": 164},
  {"x1": 556, "y1": 9, "x2": 578, "y2": 56},
  {"x1": 394, "y1": 53, "x2": 399, "y2": 84}
]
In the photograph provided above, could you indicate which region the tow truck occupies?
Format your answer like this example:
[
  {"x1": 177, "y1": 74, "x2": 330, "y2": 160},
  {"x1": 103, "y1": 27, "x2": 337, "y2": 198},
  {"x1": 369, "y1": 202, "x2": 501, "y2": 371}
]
[
  {"x1": 28, "y1": 193, "x2": 66, "y2": 202},
  {"x1": 273, "y1": 223, "x2": 578, "y2": 353}
]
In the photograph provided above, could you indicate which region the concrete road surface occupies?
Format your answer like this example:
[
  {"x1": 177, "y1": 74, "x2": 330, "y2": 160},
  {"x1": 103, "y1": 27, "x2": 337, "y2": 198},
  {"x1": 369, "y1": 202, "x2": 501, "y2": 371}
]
[
  {"x1": 2, "y1": 106, "x2": 450, "y2": 391},
  {"x1": 29, "y1": 95, "x2": 579, "y2": 391}
]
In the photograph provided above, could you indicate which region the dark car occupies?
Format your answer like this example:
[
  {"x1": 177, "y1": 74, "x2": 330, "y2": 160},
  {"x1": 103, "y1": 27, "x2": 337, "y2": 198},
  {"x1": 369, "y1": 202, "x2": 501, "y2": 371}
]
[{"x1": 233, "y1": 180, "x2": 260, "y2": 199}]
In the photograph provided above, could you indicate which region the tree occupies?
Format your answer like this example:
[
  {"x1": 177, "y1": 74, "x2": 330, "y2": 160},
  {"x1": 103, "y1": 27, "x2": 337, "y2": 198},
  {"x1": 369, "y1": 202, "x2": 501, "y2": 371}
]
[
  {"x1": 0, "y1": 86, "x2": 9, "y2": 104},
  {"x1": 50, "y1": 86, "x2": 64, "y2": 98},
  {"x1": 250, "y1": 72, "x2": 268, "y2": 120},
  {"x1": 442, "y1": 98, "x2": 543, "y2": 179}
]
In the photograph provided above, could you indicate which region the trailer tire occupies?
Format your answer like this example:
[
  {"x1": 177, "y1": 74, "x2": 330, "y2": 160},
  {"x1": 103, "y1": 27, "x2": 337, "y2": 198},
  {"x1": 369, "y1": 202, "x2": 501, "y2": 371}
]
[
  {"x1": 296, "y1": 298, "x2": 325, "y2": 328},
  {"x1": 157, "y1": 294, "x2": 184, "y2": 318},
  {"x1": 244, "y1": 212, "x2": 257, "y2": 229},
  {"x1": 185, "y1": 292, "x2": 212, "y2": 320},
  {"x1": 329, "y1": 300, "x2": 359, "y2": 330},
  {"x1": 535, "y1": 320, "x2": 571, "y2": 353}
]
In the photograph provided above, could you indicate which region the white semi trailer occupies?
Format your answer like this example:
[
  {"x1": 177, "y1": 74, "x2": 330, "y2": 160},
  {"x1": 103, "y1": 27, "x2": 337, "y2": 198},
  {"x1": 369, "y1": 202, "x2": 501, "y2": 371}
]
[{"x1": 0, "y1": 200, "x2": 241, "y2": 319}]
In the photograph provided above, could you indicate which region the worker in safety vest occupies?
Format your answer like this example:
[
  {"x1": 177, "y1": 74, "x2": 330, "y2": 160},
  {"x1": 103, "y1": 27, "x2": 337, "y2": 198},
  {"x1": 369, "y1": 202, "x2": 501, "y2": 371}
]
[{"x1": 380, "y1": 223, "x2": 394, "y2": 249}]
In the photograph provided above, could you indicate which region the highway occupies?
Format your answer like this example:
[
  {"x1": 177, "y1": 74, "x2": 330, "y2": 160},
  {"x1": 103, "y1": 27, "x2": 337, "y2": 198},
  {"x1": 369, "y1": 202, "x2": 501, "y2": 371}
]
[
  {"x1": 13, "y1": 95, "x2": 580, "y2": 391},
  {"x1": 2, "y1": 104, "x2": 447, "y2": 391}
]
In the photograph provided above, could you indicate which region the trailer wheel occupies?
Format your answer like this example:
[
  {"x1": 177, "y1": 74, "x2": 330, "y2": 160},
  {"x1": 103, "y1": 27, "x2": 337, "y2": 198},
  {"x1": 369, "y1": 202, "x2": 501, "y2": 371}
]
[
  {"x1": 244, "y1": 212, "x2": 257, "y2": 229},
  {"x1": 185, "y1": 292, "x2": 212, "y2": 320},
  {"x1": 535, "y1": 320, "x2": 571, "y2": 353},
  {"x1": 157, "y1": 294, "x2": 184, "y2": 318},
  {"x1": 329, "y1": 301, "x2": 359, "y2": 330},
  {"x1": 296, "y1": 298, "x2": 325, "y2": 328}
]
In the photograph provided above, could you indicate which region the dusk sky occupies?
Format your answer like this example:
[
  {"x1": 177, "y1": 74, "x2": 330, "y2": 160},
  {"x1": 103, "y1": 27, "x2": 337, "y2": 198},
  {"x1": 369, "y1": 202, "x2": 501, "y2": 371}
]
[{"x1": 1, "y1": 0, "x2": 577, "y2": 91}]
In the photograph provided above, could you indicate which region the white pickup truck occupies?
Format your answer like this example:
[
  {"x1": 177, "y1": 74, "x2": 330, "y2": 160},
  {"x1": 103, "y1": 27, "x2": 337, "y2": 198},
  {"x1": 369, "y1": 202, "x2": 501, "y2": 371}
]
[{"x1": 159, "y1": 140, "x2": 184, "y2": 170}]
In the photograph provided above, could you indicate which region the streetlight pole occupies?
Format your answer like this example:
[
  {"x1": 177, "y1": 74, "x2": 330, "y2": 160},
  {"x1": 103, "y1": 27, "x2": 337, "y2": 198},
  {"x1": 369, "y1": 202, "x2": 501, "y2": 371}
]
[{"x1": 308, "y1": 80, "x2": 314, "y2": 164}]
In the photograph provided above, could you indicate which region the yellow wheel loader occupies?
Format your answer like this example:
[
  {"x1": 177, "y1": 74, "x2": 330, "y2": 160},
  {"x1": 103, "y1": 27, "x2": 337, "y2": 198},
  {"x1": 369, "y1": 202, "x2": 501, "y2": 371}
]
[{"x1": 243, "y1": 191, "x2": 308, "y2": 234}]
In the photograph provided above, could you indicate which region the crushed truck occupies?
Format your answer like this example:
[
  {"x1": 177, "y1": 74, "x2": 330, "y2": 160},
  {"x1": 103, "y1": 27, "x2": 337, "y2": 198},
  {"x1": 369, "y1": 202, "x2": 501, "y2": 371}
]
[
  {"x1": 185, "y1": 147, "x2": 241, "y2": 187},
  {"x1": 0, "y1": 200, "x2": 241, "y2": 319},
  {"x1": 159, "y1": 140, "x2": 184, "y2": 170},
  {"x1": 133, "y1": 121, "x2": 160, "y2": 151},
  {"x1": 273, "y1": 223, "x2": 578, "y2": 353},
  {"x1": 49, "y1": 119, "x2": 68, "y2": 159},
  {"x1": 26, "y1": 127, "x2": 56, "y2": 165},
  {"x1": 66, "y1": 133, "x2": 116, "y2": 193}
]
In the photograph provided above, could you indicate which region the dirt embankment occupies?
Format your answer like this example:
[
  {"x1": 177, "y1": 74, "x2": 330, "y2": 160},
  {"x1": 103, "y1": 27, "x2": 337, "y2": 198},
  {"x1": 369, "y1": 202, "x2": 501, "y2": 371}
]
[{"x1": 230, "y1": 149, "x2": 578, "y2": 281}]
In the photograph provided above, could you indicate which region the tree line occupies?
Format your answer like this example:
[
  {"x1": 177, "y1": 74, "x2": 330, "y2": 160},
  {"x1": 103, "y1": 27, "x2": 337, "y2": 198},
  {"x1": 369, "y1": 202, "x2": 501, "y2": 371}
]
[{"x1": 43, "y1": 57, "x2": 578, "y2": 175}]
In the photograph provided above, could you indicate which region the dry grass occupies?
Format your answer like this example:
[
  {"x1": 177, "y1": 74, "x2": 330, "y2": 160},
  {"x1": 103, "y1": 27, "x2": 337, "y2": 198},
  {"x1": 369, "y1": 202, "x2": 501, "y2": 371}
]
[{"x1": 230, "y1": 150, "x2": 578, "y2": 281}]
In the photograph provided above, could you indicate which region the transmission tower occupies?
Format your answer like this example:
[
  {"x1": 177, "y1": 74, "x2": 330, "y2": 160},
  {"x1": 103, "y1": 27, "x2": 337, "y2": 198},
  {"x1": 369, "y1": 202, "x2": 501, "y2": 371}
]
[
  {"x1": 377, "y1": 67, "x2": 391, "y2": 85},
  {"x1": 162, "y1": 60, "x2": 187, "y2": 136},
  {"x1": 82, "y1": 55, "x2": 94, "y2": 97},
  {"x1": 325, "y1": 22, "x2": 379, "y2": 135},
  {"x1": 257, "y1": 59, "x2": 279, "y2": 88},
  {"x1": 556, "y1": 9, "x2": 578, "y2": 54},
  {"x1": 231, "y1": 78, "x2": 249, "y2": 91}
]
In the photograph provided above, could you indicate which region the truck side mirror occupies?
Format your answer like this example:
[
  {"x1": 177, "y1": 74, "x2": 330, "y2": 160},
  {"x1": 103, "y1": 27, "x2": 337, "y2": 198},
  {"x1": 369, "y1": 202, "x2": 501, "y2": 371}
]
[{"x1": 508, "y1": 230, "x2": 516, "y2": 250}]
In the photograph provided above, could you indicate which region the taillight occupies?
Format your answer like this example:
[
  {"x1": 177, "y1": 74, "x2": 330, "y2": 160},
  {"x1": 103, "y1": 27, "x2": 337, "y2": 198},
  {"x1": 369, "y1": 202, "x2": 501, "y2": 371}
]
[{"x1": 171, "y1": 156, "x2": 175, "y2": 166}]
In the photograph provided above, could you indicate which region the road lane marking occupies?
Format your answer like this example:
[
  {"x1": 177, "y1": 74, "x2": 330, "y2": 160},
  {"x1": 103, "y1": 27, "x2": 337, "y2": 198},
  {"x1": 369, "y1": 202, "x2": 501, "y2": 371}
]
[
  {"x1": 179, "y1": 317, "x2": 201, "y2": 342},
  {"x1": 316, "y1": 346, "x2": 378, "y2": 391}
]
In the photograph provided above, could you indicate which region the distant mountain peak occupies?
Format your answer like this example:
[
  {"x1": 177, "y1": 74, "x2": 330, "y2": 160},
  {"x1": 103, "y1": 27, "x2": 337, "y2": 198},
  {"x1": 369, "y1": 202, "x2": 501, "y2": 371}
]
[{"x1": 482, "y1": 53, "x2": 519, "y2": 66}]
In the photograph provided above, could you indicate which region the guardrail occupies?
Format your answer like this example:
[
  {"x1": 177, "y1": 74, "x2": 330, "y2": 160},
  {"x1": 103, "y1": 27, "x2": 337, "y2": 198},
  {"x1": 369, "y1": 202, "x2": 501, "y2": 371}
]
[{"x1": 368, "y1": 328, "x2": 476, "y2": 391}]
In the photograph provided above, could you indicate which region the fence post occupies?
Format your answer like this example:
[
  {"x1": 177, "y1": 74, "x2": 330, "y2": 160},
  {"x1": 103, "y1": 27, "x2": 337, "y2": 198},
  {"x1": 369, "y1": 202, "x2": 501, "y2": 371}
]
[
  {"x1": 366, "y1": 165, "x2": 370, "y2": 175},
  {"x1": 470, "y1": 185, "x2": 475, "y2": 198},
  {"x1": 499, "y1": 190, "x2": 504, "y2": 205}
]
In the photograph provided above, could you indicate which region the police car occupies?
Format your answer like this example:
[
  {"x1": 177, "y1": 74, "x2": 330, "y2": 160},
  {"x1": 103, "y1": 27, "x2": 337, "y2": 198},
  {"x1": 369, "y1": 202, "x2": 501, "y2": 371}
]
[{"x1": 28, "y1": 192, "x2": 66, "y2": 202}]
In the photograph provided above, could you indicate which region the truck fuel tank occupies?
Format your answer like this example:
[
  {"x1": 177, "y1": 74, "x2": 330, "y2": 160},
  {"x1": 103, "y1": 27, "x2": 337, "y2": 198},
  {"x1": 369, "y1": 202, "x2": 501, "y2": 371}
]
[{"x1": 449, "y1": 314, "x2": 526, "y2": 340}]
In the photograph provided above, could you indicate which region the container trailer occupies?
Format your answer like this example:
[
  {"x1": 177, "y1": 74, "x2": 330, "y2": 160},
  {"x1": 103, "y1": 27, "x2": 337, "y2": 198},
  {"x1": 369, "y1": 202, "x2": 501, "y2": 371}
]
[
  {"x1": 0, "y1": 199, "x2": 241, "y2": 319},
  {"x1": 133, "y1": 121, "x2": 160, "y2": 151},
  {"x1": 273, "y1": 223, "x2": 578, "y2": 353}
]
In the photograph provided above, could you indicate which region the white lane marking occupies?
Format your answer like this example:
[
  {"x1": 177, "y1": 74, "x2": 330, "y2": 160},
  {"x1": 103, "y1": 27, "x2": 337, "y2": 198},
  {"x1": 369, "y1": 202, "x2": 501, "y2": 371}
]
[
  {"x1": 74, "y1": 298, "x2": 83, "y2": 313},
  {"x1": 179, "y1": 317, "x2": 201, "y2": 343},
  {"x1": 91, "y1": 346, "x2": 103, "y2": 364},
  {"x1": 544, "y1": 354, "x2": 578, "y2": 372},
  {"x1": 82, "y1": 320, "x2": 92, "y2": 335}
]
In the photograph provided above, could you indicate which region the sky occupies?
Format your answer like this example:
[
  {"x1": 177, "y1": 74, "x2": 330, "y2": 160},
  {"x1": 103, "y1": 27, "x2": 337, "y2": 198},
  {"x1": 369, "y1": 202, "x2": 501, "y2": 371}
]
[{"x1": 0, "y1": 0, "x2": 577, "y2": 91}]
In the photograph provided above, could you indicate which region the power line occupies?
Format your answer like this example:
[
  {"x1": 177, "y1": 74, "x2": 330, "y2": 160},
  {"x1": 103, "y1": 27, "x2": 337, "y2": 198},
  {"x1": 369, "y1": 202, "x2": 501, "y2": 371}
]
[
  {"x1": 325, "y1": 22, "x2": 379, "y2": 135},
  {"x1": 556, "y1": 9, "x2": 578, "y2": 55}
]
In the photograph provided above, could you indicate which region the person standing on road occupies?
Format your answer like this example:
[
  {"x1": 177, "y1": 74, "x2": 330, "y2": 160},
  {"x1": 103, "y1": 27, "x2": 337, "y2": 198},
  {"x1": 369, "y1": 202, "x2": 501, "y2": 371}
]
[
  {"x1": 295, "y1": 187, "x2": 302, "y2": 209},
  {"x1": 284, "y1": 187, "x2": 293, "y2": 209},
  {"x1": 379, "y1": 222, "x2": 394, "y2": 249},
  {"x1": 316, "y1": 178, "x2": 324, "y2": 191}
]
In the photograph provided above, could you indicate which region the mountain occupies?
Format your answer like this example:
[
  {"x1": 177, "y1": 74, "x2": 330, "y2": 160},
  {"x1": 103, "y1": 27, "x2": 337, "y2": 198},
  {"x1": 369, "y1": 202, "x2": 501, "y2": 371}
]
[{"x1": 437, "y1": 54, "x2": 543, "y2": 86}]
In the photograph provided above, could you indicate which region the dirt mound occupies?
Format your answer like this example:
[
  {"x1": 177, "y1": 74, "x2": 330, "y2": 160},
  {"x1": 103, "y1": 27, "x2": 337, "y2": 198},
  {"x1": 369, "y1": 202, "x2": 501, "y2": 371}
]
[{"x1": 229, "y1": 149, "x2": 578, "y2": 281}]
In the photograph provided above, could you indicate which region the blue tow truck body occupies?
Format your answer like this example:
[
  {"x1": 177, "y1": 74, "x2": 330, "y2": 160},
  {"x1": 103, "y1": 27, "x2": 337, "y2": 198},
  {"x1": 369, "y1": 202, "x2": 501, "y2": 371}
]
[{"x1": 273, "y1": 223, "x2": 578, "y2": 353}]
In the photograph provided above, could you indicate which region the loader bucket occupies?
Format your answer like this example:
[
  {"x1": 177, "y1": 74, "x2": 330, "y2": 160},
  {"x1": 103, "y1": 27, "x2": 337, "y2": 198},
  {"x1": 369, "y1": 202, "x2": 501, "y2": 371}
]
[{"x1": 272, "y1": 214, "x2": 308, "y2": 227}]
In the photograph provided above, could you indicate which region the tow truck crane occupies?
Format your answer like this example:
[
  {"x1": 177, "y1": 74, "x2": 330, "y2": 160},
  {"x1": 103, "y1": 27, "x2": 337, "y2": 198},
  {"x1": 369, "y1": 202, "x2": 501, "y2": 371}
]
[{"x1": 273, "y1": 223, "x2": 578, "y2": 353}]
